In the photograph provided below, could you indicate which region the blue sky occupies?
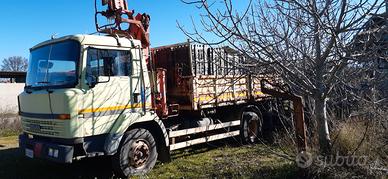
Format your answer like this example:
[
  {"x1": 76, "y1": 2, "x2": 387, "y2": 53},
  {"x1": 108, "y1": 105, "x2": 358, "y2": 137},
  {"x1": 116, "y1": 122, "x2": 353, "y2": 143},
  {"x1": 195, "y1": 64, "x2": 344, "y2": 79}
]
[{"x1": 0, "y1": 0, "x2": 216, "y2": 63}]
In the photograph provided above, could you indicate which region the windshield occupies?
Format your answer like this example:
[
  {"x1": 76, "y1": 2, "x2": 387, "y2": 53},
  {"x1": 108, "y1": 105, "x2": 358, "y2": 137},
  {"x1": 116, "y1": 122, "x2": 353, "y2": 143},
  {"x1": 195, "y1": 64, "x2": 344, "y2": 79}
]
[{"x1": 26, "y1": 40, "x2": 80, "y2": 89}]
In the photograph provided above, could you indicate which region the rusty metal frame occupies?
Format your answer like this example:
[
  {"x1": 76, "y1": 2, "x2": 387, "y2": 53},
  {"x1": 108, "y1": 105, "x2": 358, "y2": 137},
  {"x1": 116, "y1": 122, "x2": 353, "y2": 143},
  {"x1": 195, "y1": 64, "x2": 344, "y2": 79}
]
[{"x1": 260, "y1": 79, "x2": 307, "y2": 152}]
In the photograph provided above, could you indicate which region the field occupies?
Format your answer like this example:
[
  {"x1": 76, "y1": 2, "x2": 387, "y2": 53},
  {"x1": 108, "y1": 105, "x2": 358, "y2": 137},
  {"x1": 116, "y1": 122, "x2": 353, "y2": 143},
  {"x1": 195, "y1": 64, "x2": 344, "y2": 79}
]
[{"x1": 0, "y1": 136, "x2": 298, "y2": 179}]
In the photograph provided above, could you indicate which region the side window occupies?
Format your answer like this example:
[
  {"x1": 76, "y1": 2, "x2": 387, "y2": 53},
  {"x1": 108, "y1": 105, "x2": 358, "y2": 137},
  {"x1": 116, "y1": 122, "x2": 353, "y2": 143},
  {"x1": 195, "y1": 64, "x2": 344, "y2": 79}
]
[
  {"x1": 86, "y1": 48, "x2": 132, "y2": 78},
  {"x1": 112, "y1": 51, "x2": 132, "y2": 76},
  {"x1": 86, "y1": 49, "x2": 111, "y2": 77}
]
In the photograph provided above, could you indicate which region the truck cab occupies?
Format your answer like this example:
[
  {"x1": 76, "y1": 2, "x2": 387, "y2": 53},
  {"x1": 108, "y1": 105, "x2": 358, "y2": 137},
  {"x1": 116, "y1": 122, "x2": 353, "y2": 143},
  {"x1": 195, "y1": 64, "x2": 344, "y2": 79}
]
[{"x1": 18, "y1": 35, "x2": 168, "y2": 175}]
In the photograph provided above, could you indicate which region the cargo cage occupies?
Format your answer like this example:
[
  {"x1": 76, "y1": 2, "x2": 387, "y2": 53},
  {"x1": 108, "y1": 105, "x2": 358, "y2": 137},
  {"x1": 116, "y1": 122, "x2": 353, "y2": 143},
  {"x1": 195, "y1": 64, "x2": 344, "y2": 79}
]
[{"x1": 151, "y1": 42, "x2": 277, "y2": 111}]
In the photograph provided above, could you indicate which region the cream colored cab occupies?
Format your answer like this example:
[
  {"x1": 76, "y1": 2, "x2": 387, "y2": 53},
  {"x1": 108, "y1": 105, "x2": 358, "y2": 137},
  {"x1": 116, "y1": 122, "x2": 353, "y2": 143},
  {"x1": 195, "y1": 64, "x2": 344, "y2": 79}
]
[{"x1": 19, "y1": 35, "x2": 152, "y2": 139}]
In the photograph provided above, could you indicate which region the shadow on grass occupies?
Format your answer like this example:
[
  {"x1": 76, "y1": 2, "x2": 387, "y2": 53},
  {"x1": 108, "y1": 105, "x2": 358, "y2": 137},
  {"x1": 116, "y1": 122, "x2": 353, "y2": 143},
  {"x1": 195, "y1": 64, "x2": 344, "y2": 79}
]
[{"x1": 0, "y1": 148, "x2": 114, "y2": 179}]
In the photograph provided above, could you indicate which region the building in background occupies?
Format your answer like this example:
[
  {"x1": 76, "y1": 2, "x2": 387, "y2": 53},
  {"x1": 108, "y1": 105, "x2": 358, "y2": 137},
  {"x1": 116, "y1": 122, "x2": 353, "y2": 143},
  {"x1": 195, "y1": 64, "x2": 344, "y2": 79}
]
[
  {"x1": 0, "y1": 71, "x2": 26, "y2": 83},
  {"x1": 352, "y1": 12, "x2": 388, "y2": 99}
]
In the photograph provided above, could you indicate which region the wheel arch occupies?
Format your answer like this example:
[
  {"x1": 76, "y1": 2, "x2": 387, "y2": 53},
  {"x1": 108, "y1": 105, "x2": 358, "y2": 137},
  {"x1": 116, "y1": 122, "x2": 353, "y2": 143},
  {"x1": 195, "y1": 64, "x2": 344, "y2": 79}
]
[
  {"x1": 241, "y1": 104, "x2": 261, "y2": 115},
  {"x1": 127, "y1": 119, "x2": 171, "y2": 163},
  {"x1": 104, "y1": 113, "x2": 171, "y2": 163}
]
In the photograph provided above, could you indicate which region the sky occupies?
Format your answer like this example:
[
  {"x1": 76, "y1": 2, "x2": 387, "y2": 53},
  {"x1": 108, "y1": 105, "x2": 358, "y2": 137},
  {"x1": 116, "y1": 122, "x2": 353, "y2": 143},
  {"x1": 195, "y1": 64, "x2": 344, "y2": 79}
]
[{"x1": 0, "y1": 0, "x2": 216, "y2": 64}]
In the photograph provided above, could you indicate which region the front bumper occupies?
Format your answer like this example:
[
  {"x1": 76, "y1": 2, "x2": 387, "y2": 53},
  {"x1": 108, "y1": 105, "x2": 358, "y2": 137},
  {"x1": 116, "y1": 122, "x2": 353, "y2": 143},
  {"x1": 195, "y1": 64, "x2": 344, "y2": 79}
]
[{"x1": 19, "y1": 134, "x2": 74, "y2": 163}]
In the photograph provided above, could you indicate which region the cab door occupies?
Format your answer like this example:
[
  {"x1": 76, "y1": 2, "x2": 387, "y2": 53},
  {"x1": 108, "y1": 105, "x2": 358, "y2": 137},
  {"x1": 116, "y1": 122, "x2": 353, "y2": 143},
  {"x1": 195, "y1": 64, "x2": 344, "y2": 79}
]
[{"x1": 81, "y1": 47, "x2": 134, "y2": 136}]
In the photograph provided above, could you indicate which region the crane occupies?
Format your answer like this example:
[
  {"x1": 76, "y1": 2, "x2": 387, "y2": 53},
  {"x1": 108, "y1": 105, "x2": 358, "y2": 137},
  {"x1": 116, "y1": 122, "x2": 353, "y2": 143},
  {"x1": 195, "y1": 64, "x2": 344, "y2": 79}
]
[{"x1": 95, "y1": 0, "x2": 150, "y2": 47}]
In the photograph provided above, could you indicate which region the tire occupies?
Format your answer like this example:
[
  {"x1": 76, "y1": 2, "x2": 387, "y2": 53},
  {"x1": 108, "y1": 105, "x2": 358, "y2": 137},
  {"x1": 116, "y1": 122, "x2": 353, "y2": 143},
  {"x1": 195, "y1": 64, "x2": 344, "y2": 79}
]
[
  {"x1": 112, "y1": 128, "x2": 158, "y2": 178},
  {"x1": 241, "y1": 111, "x2": 263, "y2": 144}
]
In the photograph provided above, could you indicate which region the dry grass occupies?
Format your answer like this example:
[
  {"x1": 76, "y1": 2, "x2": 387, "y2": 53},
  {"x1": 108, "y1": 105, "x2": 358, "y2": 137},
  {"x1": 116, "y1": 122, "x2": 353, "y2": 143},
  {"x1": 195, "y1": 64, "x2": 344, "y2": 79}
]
[
  {"x1": 332, "y1": 120, "x2": 370, "y2": 155},
  {"x1": 0, "y1": 136, "x2": 18, "y2": 149},
  {"x1": 332, "y1": 117, "x2": 387, "y2": 157},
  {"x1": 0, "y1": 109, "x2": 21, "y2": 137},
  {"x1": 319, "y1": 115, "x2": 388, "y2": 178}
]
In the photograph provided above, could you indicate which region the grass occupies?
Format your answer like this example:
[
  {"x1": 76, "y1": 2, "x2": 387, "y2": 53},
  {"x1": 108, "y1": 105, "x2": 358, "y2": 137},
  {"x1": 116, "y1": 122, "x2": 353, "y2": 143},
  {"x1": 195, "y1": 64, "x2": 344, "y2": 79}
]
[
  {"x1": 0, "y1": 137, "x2": 298, "y2": 179},
  {"x1": 142, "y1": 143, "x2": 297, "y2": 179},
  {"x1": 0, "y1": 136, "x2": 18, "y2": 149},
  {"x1": 0, "y1": 129, "x2": 21, "y2": 137},
  {"x1": 324, "y1": 119, "x2": 388, "y2": 178}
]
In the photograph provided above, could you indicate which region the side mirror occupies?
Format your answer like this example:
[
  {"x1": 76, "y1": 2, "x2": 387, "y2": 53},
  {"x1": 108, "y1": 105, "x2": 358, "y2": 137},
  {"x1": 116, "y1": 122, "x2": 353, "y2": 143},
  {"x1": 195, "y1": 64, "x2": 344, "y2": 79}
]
[
  {"x1": 87, "y1": 75, "x2": 98, "y2": 88},
  {"x1": 102, "y1": 0, "x2": 109, "y2": 6}
]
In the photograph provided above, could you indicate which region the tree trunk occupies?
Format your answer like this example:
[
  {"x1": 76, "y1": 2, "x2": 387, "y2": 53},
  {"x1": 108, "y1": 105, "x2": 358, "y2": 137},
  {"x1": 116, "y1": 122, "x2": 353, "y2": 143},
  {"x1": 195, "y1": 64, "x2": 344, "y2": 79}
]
[{"x1": 315, "y1": 97, "x2": 332, "y2": 154}]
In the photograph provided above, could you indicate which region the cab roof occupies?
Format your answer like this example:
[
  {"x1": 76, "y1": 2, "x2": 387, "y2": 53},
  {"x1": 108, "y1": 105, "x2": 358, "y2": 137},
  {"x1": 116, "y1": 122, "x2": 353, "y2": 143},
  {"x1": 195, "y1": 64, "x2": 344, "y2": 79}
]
[{"x1": 30, "y1": 34, "x2": 142, "y2": 51}]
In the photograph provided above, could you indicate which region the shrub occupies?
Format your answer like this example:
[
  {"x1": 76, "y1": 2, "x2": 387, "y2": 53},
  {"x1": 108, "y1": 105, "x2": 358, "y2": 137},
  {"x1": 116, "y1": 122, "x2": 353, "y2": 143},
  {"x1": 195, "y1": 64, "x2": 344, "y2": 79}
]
[{"x1": 0, "y1": 109, "x2": 21, "y2": 137}]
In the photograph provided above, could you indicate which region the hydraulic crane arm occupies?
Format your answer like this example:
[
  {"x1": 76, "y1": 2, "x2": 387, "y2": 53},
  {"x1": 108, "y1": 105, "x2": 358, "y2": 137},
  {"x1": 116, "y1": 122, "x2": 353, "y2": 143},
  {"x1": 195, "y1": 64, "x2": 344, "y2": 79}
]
[
  {"x1": 94, "y1": 0, "x2": 167, "y2": 119},
  {"x1": 94, "y1": 0, "x2": 151, "y2": 47}
]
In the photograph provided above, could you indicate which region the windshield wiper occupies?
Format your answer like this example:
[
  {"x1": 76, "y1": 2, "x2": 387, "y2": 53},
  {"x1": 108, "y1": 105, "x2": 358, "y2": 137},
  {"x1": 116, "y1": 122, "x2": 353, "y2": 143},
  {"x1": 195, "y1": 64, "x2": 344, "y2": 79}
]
[
  {"x1": 36, "y1": 81, "x2": 51, "y2": 84},
  {"x1": 53, "y1": 80, "x2": 68, "y2": 83}
]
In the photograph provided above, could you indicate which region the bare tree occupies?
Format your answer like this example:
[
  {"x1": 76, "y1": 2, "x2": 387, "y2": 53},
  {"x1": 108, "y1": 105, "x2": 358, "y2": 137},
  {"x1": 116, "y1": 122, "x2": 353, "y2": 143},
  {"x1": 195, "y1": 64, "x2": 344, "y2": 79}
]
[
  {"x1": 180, "y1": 0, "x2": 384, "y2": 154},
  {"x1": 1, "y1": 56, "x2": 28, "y2": 72}
]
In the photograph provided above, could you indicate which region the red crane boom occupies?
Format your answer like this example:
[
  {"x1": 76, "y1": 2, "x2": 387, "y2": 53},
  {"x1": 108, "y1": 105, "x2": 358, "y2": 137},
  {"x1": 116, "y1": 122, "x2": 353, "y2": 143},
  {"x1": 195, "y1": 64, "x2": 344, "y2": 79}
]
[{"x1": 95, "y1": 0, "x2": 151, "y2": 48}]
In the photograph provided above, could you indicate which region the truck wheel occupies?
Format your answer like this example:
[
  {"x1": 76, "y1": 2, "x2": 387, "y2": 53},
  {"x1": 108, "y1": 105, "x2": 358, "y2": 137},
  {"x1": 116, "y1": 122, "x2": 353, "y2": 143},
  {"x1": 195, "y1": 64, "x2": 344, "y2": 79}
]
[
  {"x1": 241, "y1": 111, "x2": 262, "y2": 144},
  {"x1": 112, "y1": 128, "x2": 158, "y2": 177}
]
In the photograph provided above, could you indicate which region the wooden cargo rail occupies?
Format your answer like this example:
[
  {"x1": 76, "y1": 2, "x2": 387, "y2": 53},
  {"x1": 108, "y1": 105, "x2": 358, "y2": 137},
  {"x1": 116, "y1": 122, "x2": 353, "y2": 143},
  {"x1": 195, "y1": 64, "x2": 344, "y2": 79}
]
[{"x1": 152, "y1": 42, "x2": 277, "y2": 111}]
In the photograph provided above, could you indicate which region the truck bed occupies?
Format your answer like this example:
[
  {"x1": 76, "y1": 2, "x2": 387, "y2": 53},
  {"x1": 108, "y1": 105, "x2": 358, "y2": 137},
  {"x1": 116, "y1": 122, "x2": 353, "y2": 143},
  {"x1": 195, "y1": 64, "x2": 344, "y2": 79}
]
[{"x1": 151, "y1": 42, "x2": 274, "y2": 111}]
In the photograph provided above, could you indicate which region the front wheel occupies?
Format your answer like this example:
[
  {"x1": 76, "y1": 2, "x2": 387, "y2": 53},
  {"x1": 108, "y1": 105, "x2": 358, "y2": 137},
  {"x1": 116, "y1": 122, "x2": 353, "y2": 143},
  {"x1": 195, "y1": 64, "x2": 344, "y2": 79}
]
[{"x1": 112, "y1": 128, "x2": 158, "y2": 177}]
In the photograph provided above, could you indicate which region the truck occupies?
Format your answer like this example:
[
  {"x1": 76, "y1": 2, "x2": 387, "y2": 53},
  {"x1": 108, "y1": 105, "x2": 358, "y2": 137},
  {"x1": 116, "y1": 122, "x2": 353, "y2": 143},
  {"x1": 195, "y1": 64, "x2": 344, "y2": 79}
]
[{"x1": 18, "y1": 0, "x2": 306, "y2": 177}]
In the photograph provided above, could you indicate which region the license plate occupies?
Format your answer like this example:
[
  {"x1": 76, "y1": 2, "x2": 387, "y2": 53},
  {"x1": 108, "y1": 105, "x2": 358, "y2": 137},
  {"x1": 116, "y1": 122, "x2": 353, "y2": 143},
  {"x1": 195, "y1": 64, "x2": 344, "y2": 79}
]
[{"x1": 25, "y1": 149, "x2": 34, "y2": 158}]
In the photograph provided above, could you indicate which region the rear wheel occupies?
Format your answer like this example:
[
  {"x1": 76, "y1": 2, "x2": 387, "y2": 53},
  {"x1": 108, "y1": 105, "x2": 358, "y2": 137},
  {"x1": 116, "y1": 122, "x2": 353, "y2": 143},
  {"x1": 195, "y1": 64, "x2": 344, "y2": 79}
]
[
  {"x1": 241, "y1": 111, "x2": 262, "y2": 143},
  {"x1": 112, "y1": 128, "x2": 158, "y2": 177}
]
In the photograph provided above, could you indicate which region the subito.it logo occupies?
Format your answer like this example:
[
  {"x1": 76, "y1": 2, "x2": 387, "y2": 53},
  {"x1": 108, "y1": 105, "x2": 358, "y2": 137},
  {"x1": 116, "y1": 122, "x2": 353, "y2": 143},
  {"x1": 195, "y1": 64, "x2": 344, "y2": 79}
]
[{"x1": 295, "y1": 151, "x2": 313, "y2": 168}]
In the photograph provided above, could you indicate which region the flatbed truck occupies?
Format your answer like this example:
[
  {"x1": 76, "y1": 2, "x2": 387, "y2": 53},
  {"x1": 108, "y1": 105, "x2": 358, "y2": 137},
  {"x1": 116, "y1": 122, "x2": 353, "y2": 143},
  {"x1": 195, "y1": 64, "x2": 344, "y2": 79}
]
[{"x1": 18, "y1": 0, "x2": 306, "y2": 177}]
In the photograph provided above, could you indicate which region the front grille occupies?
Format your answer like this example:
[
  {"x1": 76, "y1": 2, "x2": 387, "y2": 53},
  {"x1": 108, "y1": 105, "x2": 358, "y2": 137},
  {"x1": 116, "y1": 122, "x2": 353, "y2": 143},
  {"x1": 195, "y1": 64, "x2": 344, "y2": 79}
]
[{"x1": 22, "y1": 118, "x2": 65, "y2": 137}]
